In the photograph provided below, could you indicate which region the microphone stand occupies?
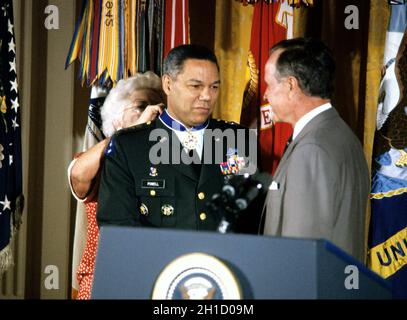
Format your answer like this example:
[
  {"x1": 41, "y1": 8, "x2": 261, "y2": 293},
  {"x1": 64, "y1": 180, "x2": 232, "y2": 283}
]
[{"x1": 207, "y1": 173, "x2": 271, "y2": 234}]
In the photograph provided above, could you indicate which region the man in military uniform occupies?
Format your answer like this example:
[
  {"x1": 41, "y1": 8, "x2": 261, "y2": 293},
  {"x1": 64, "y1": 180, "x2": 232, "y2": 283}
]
[{"x1": 96, "y1": 44, "x2": 258, "y2": 232}]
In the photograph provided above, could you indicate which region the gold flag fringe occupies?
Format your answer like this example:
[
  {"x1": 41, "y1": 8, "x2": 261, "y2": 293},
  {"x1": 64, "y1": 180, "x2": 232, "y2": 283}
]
[
  {"x1": 236, "y1": 0, "x2": 314, "y2": 7},
  {"x1": 242, "y1": 51, "x2": 259, "y2": 113},
  {"x1": 0, "y1": 245, "x2": 13, "y2": 278}
]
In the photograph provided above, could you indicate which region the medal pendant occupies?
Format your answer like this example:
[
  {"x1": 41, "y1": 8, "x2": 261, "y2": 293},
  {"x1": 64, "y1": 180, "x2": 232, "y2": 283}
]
[{"x1": 183, "y1": 131, "x2": 198, "y2": 151}]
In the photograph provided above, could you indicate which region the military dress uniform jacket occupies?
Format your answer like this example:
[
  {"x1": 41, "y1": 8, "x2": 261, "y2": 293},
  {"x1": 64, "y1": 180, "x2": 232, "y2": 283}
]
[{"x1": 96, "y1": 116, "x2": 254, "y2": 232}]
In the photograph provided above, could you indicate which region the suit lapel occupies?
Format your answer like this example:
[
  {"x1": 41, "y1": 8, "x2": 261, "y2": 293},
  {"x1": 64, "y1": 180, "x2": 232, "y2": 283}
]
[
  {"x1": 274, "y1": 108, "x2": 339, "y2": 177},
  {"x1": 294, "y1": 107, "x2": 338, "y2": 142}
]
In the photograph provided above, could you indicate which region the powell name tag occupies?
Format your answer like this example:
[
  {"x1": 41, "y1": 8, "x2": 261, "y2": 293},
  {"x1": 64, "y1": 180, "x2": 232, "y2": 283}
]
[{"x1": 141, "y1": 179, "x2": 166, "y2": 189}]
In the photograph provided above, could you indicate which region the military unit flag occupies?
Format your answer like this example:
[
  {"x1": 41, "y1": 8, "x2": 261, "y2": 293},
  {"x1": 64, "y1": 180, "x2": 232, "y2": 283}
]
[
  {"x1": 368, "y1": 2, "x2": 407, "y2": 299},
  {"x1": 240, "y1": 0, "x2": 296, "y2": 174}
]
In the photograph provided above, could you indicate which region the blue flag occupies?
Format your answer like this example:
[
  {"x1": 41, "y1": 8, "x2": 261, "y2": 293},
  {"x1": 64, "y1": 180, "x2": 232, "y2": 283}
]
[
  {"x1": 368, "y1": 3, "x2": 407, "y2": 299},
  {"x1": 0, "y1": 0, "x2": 23, "y2": 275}
]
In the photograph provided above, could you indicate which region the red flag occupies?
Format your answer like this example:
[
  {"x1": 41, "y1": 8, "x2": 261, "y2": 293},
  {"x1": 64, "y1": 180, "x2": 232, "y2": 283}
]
[{"x1": 241, "y1": 1, "x2": 293, "y2": 175}]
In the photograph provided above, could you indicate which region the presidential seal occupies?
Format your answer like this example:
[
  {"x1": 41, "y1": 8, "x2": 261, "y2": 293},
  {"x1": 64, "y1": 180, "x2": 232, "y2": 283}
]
[{"x1": 151, "y1": 252, "x2": 242, "y2": 300}]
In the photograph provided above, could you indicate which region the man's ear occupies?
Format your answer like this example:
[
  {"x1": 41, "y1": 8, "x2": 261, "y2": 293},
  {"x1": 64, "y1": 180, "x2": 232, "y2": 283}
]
[
  {"x1": 287, "y1": 76, "x2": 300, "y2": 97},
  {"x1": 162, "y1": 74, "x2": 172, "y2": 95}
]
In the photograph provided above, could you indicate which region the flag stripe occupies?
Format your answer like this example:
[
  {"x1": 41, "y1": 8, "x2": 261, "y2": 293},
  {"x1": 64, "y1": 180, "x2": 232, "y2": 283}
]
[{"x1": 171, "y1": 0, "x2": 176, "y2": 49}]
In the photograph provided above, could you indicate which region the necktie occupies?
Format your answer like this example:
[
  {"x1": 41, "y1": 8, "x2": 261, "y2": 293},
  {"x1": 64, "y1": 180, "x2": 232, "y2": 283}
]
[{"x1": 188, "y1": 149, "x2": 202, "y2": 177}]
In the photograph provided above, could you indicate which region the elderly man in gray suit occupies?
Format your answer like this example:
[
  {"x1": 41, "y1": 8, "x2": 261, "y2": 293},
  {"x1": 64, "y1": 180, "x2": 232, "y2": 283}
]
[{"x1": 262, "y1": 38, "x2": 369, "y2": 261}]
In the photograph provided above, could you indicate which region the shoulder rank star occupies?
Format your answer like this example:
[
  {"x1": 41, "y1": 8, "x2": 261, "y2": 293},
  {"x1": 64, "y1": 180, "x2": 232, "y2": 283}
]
[
  {"x1": 149, "y1": 167, "x2": 158, "y2": 177},
  {"x1": 105, "y1": 139, "x2": 116, "y2": 156}
]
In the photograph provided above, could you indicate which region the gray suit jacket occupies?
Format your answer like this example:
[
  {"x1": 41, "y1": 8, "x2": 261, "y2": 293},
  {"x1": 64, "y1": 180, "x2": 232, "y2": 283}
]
[{"x1": 263, "y1": 108, "x2": 369, "y2": 261}]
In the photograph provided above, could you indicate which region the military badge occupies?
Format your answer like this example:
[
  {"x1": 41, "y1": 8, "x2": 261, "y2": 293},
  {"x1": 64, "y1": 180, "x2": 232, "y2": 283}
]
[
  {"x1": 140, "y1": 203, "x2": 149, "y2": 216},
  {"x1": 226, "y1": 148, "x2": 238, "y2": 157},
  {"x1": 149, "y1": 167, "x2": 158, "y2": 177},
  {"x1": 161, "y1": 204, "x2": 174, "y2": 216},
  {"x1": 152, "y1": 253, "x2": 242, "y2": 299},
  {"x1": 220, "y1": 150, "x2": 246, "y2": 175}
]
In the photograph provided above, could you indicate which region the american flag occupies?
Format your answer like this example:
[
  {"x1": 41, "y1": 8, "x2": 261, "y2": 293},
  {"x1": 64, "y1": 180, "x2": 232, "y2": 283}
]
[{"x1": 0, "y1": 0, "x2": 23, "y2": 275}]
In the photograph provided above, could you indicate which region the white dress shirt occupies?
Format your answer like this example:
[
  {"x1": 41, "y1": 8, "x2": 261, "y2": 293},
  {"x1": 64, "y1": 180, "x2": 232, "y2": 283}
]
[
  {"x1": 292, "y1": 102, "x2": 332, "y2": 140},
  {"x1": 159, "y1": 111, "x2": 207, "y2": 159}
]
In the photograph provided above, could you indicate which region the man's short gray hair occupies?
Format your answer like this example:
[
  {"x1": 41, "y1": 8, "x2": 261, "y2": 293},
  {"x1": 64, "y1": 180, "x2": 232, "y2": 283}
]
[{"x1": 101, "y1": 71, "x2": 164, "y2": 137}]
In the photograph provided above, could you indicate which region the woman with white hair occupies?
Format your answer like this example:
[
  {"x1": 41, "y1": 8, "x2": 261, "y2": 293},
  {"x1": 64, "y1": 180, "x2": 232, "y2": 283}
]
[{"x1": 68, "y1": 71, "x2": 164, "y2": 299}]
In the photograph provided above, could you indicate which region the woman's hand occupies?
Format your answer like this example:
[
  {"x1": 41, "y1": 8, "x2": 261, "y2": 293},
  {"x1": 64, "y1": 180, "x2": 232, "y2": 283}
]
[{"x1": 133, "y1": 103, "x2": 164, "y2": 126}]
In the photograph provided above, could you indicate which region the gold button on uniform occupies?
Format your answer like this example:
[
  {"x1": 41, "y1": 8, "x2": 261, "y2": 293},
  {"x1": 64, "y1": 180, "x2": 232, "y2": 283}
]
[
  {"x1": 198, "y1": 192, "x2": 205, "y2": 200},
  {"x1": 150, "y1": 190, "x2": 156, "y2": 196},
  {"x1": 199, "y1": 213, "x2": 207, "y2": 221},
  {"x1": 140, "y1": 203, "x2": 149, "y2": 216}
]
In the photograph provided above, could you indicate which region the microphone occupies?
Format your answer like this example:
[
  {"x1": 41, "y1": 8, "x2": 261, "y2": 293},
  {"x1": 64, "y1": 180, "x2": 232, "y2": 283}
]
[{"x1": 207, "y1": 172, "x2": 272, "y2": 234}]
